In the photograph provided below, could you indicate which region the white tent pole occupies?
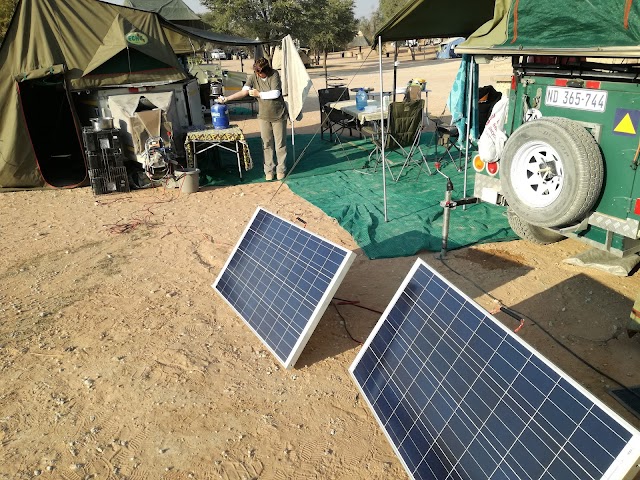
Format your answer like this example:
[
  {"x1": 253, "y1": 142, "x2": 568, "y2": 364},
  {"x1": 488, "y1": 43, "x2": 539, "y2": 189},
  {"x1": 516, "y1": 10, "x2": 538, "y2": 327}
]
[
  {"x1": 291, "y1": 120, "x2": 295, "y2": 168},
  {"x1": 463, "y1": 56, "x2": 474, "y2": 208},
  {"x1": 283, "y1": 37, "x2": 295, "y2": 169},
  {"x1": 379, "y1": 36, "x2": 388, "y2": 222}
]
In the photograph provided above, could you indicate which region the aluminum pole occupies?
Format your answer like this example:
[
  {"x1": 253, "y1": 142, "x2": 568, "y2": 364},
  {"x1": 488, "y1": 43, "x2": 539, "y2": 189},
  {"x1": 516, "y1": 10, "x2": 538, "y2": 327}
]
[
  {"x1": 379, "y1": 36, "x2": 388, "y2": 222},
  {"x1": 463, "y1": 56, "x2": 475, "y2": 209}
]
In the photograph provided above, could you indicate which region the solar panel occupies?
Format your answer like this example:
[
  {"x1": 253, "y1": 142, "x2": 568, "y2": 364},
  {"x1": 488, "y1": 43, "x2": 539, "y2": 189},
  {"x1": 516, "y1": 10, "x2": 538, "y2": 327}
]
[
  {"x1": 213, "y1": 207, "x2": 355, "y2": 369},
  {"x1": 350, "y1": 259, "x2": 640, "y2": 480}
]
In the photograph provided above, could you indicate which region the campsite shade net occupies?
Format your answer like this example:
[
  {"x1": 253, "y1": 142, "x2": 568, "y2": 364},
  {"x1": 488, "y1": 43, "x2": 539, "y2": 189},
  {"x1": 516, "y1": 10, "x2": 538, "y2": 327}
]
[{"x1": 197, "y1": 133, "x2": 516, "y2": 259}]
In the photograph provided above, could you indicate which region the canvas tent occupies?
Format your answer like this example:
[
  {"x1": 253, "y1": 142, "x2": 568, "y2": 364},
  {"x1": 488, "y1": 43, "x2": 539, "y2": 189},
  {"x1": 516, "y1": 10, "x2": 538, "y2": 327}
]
[
  {"x1": 124, "y1": 0, "x2": 208, "y2": 29},
  {"x1": 0, "y1": 0, "x2": 264, "y2": 189},
  {"x1": 456, "y1": 0, "x2": 640, "y2": 57},
  {"x1": 0, "y1": 0, "x2": 192, "y2": 188},
  {"x1": 436, "y1": 37, "x2": 465, "y2": 59}
]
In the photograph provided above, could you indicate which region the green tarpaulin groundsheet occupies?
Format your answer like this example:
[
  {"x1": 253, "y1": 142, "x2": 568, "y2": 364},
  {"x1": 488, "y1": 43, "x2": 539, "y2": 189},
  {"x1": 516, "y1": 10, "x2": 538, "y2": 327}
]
[{"x1": 198, "y1": 132, "x2": 516, "y2": 259}]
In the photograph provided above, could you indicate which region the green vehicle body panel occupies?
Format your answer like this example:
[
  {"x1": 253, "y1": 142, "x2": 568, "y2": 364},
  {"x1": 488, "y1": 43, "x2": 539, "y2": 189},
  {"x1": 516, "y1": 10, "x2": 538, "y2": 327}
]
[{"x1": 502, "y1": 74, "x2": 640, "y2": 251}]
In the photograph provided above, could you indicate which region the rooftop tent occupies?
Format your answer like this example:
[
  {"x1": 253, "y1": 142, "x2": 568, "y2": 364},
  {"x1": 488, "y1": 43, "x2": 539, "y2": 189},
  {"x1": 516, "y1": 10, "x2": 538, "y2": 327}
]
[
  {"x1": 373, "y1": 0, "x2": 496, "y2": 42},
  {"x1": 457, "y1": 0, "x2": 640, "y2": 57},
  {"x1": 123, "y1": 0, "x2": 211, "y2": 30},
  {"x1": 0, "y1": 0, "x2": 188, "y2": 188}
]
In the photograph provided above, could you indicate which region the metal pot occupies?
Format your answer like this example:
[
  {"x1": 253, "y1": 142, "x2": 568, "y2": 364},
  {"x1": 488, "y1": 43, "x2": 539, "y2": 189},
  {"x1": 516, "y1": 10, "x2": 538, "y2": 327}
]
[
  {"x1": 210, "y1": 82, "x2": 223, "y2": 97},
  {"x1": 90, "y1": 117, "x2": 114, "y2": 131}
]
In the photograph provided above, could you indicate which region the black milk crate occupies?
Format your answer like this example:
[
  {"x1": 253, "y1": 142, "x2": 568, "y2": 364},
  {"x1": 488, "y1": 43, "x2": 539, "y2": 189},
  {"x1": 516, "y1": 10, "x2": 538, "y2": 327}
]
[
  {"x1": 86, "y1": 150, "x2": 124, "y2": 170},
  {"x1": 82, "y1": 127, "x2": 121, "y2": 153},
  {"x1": 88, "y1": 166, "x2": 130, "y2": 195}
]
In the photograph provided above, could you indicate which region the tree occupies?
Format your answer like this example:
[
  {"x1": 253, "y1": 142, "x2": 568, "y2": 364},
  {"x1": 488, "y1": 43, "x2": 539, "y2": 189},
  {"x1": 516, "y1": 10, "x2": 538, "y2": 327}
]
[
  {"x1": 200, "y1": 0, "x2": 312, "y2": 58},
  {"x1": 0, "y1": 0, "x2": 18, "y2": 44},
  {"x1": 377, "y1": 0, "x2": 402, "y2": 25},
  {"x1": 357, "y1": 10, "x2": 383, "y2": 44},
  {"x1": 307, "y1": 0, "x2": 357, "y2": 69}
]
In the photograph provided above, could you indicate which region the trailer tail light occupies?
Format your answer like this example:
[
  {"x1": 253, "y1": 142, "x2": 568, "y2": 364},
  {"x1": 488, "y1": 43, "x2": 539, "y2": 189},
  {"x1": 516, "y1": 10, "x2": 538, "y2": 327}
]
[
  {"x1": 473, "y1": 155, "x2": 485, "y2": 172},
  {"x1": 634, "y1": 199, "x2": 640, "y2": 215},
  {"x1": 555, "y1": 79, "x2": 568, "y2": 87},
  {"x1": 511, "y1": 75, "x2": 516, "y2": 90},
  {"x1": 486, "y1": 162, "x2": 499, "y2": 176},
  {"x1": 585, "y1": 80, "x2": 601, "y2": 89}
]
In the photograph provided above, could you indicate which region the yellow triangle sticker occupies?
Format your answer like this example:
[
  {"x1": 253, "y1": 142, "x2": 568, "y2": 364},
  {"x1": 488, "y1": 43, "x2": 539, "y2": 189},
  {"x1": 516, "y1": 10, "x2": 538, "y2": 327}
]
[{"x1": 614, "y1": 113, "x2": 637, "y2": 135}]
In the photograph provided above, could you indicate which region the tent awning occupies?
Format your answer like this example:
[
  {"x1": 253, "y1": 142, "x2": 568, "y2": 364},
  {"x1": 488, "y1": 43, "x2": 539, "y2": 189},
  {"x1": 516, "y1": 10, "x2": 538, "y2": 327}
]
[
  {"x1": 165, "y1": 22, "x2": 268, "y2": 47},
  {"x1": 373, "y1": 0, "x2": 496, "y2": 42}
]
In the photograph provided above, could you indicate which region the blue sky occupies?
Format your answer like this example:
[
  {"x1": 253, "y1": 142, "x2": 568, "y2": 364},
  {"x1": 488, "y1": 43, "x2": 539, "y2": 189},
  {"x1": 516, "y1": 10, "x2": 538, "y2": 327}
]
[{"x1": 183, "y1": 0, "x2": 379, "y2": 18}]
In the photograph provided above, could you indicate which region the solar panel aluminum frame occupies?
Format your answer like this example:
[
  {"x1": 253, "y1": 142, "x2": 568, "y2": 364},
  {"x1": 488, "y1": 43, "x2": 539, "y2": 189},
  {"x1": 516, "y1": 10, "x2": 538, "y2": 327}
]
[
  {"x1": 213, "y1": 207, "x2": 356, "y2": 369},
  {"x1": 350, "y1": 258, "x2": 640, "y2": 480}
]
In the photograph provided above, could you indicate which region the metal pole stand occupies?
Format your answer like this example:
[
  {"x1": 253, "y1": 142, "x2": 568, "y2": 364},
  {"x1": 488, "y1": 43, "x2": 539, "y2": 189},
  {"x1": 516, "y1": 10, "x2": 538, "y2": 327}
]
[{"x1": 435, "y1": 163, "x2": 480, "y2": 259}]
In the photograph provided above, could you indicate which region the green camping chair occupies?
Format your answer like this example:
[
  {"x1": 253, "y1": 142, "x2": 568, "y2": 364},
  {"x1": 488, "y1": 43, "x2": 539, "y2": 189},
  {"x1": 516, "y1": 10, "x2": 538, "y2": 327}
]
[{"x1": 362, "y1": 99, "x2": 431, "y2": 181}]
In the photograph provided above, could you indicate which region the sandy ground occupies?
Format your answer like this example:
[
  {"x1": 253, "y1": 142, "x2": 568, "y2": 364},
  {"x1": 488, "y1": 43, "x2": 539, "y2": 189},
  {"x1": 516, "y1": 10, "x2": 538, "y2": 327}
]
[{"x1": 2, "y1": 50, "x2": 640, "y2": 479}]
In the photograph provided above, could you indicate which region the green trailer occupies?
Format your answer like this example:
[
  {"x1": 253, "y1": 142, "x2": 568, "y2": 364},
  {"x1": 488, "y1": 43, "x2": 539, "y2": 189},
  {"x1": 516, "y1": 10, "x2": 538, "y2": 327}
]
[{"x1": 456, "y1": 0, "x2": 640, "y2": 257}]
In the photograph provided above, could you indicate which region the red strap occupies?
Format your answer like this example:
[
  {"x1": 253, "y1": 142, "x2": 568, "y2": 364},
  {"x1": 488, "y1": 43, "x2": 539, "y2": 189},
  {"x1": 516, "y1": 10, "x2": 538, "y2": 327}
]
[
  {"x1": 625, "y1": 0, "x2": 633, "y2": 29},
  {"x1": 511, "y1": 0, "x2": 521, "y2": 43}
]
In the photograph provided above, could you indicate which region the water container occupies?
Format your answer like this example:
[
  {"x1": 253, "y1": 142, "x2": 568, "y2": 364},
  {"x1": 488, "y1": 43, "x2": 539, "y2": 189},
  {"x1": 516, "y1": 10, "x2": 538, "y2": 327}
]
[
  {"x1": 382, "y1": 92, "x2": 391, "y2": 111},
  {"x1": 355, "y1": 88, "x2": 368, "y2": 111},
  {"x1": 211, "y1": 103, "x2": 230, "y2": 130}
]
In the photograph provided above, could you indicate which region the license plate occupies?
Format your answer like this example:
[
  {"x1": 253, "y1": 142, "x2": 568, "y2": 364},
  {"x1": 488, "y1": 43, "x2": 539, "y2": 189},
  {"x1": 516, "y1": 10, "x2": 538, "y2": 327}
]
[{"x1": 545, "y1": 86, "x2": 607, "y2": 112}]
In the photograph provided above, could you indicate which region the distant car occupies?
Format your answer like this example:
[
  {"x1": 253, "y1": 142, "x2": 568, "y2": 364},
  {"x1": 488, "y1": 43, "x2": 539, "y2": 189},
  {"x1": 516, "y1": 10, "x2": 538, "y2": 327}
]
[{"x1": 211, "y1": 49, "x2": 226, "y2": 60}]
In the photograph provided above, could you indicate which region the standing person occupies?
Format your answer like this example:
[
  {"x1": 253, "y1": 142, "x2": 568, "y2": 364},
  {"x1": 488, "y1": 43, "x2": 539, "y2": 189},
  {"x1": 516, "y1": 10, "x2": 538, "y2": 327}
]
[{"x1": 217, "y1": 58, "x2": 287, "y2": 181}]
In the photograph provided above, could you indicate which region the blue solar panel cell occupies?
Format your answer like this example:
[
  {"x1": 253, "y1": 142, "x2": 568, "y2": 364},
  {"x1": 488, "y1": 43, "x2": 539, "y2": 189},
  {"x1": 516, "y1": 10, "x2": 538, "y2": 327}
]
[
  {"x1": 213, "y1": 208, "x2": 355, "y2": 369},
  {"x1": 350, "y1": 259, "x2": 640, "y2": 480}
]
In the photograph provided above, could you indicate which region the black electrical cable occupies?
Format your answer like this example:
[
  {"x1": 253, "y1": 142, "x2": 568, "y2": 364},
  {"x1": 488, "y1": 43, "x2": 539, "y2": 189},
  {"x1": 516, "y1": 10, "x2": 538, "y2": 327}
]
[
  {"x1": 333, "y1": 296, "x2": 383, "y2": 315},
  {"x1": 437, "y1": 256, "x2": 640, "y2": 402},
  {"x1": 332, "y1": 300, "x2": 363, "y2": 344}
]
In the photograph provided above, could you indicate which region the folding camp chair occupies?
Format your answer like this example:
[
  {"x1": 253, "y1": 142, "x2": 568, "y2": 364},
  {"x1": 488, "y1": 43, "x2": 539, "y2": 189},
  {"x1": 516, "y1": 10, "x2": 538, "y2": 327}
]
[
  {"x1": 432, "y1": 118, "x2": 463, "y2": 171},
  {"x1": 318, "y1": 87, "x2": 358, "y2": 142},
  {"x1": 362, "y1": 99, "x2": 431, "y2": 181}
]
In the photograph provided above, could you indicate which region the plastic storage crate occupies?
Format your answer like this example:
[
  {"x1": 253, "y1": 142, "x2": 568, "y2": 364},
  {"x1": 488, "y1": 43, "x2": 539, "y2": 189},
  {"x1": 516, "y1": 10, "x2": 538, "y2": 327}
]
[
  {"x1": 86, "y1": 150, "x2": 124, "y2": 170},
  {"x1": 88, "y1": 166, "x2": 130, "y2": 195},
  {"x1": 82, "y1": 127, "x2": 121, "y2": 153}
]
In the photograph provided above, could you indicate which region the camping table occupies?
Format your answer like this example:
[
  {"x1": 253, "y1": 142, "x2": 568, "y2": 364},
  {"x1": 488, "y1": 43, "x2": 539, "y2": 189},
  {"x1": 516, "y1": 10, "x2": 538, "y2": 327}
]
[
  {"x1": 184, "y1": 125, "x2": 253, "y2": 179},
  {"x1": 329, "y1": 99, "x2": 387, "y2": 125}
]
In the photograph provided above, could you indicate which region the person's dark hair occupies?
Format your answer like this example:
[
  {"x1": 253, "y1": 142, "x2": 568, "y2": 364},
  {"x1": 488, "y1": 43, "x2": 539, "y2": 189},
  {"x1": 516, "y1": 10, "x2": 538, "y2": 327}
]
[{"x1": 253, "y1": 57, "x2": 273, "y2": 76}]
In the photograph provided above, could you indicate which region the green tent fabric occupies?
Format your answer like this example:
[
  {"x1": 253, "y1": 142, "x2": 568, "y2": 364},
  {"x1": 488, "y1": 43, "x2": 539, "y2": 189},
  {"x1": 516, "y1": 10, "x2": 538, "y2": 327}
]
[
  {"x1": 458, "y1": 0, "x2": 640, "y2": 57},
  {"x1": 373, "y1": 0, "x2": 496, "y2": 42},
  {"x1": 124, "y1": 0, "x2": 201, "y2": 21},
  {"x1": 124, "y1": 0, "x2": 213, "y2": 31},
  {"x1": 0, "y1": 0, "x2": 189, "y2": 188}
]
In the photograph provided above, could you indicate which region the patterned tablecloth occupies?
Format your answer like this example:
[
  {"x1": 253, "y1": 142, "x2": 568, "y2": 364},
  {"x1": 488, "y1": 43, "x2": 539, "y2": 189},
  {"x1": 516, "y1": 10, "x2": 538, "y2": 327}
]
[{"x1": 184, "y1": 125, "x2": 253, "y2": 171}]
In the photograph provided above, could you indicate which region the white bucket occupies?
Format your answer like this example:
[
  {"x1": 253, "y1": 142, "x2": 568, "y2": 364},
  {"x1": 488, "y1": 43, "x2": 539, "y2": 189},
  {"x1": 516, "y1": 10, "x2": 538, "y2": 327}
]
[{"x1": 176, "y1": 168, "x2": 200, "y2": 194}]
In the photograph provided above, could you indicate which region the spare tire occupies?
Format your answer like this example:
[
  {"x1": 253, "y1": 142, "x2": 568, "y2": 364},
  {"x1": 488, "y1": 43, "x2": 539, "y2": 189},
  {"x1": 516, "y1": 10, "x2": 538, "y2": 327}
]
[
  {"x1": 507, "y1": 208, "x2": 564, "y2": 245},
  {"x1": 500, "y1": 117, "x2": 603, "y2": 227}
]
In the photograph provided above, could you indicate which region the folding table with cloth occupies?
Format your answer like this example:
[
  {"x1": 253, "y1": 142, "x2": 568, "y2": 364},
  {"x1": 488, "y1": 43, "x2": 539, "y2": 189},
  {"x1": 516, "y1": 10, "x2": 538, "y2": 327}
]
[{"x1": 184, "y1": 125, "x2": 253, "y2": 179}]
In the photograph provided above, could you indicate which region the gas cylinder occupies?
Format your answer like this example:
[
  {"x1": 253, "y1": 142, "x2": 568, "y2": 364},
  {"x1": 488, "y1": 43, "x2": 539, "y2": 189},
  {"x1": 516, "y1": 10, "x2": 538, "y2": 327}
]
[{"x1": 211, "y1": 103, "x2": 230, "y2": 130}]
